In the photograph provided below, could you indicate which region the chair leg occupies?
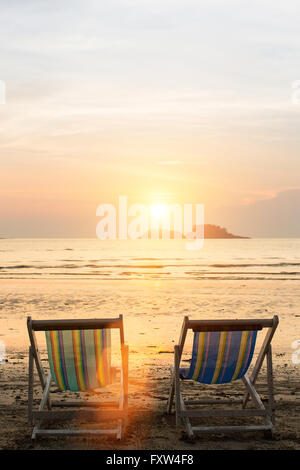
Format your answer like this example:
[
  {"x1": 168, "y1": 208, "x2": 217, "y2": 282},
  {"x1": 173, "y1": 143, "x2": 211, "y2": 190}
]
[
  {"x1": 242, "y1": 322, "x2": 278, "y2": 409},
  {"x1": 116, "y1": 420, "x2": 122, "y2": 440},
  {"x1": 28, "y1": 346, "x2": 34, "y2": 425},
  {"x1": 118, "y1": 369, "x2": 125, "y2": 436},
  {"x1": 119, "y1": 344, "x2": 129, "y2": 436},
  {"x1": 179, "y1": 391, "x2": 194, "y2": 438},
  {"x1": 267, "y1": 345, "x2": 275, "y2": 420},
  {"x1": 242, "y1": 374, "x2": 272, "y2": 430},
  {"x1": 171, "y1": 355, "x2": 193, "y2": 438},
  {"x1": 174, "y1": 346, "x2": 181, "y2": 427},
  {"x1": 31, "y1": 373, "x2": 52, "y2": 440},
  {"x1": 242, "y1": 375, "x2": 265, "y2": 410},
  {"x1": 122, "y1": 344, "x2": 129, "y2": 411},
  {"x1": 32, "y1": 424, "x2": 39, "y2": 440},
  {"x1": 39, "y1": 373, "x2": 52, "y2": 411},
  {"x1": 167, "y1": 368, "x2": 175, "y2": 414}
]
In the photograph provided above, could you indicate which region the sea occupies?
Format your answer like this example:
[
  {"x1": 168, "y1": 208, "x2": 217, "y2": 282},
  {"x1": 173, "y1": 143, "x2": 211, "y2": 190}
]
[{"x1": 1, "y1": 238, "x2": 300, "y2": 281}]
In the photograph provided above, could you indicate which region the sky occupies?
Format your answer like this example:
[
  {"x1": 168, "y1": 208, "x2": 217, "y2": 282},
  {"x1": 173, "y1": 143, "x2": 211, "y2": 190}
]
[{"x1": 0, "y1": 0, "x2": 300, "y2": 237}]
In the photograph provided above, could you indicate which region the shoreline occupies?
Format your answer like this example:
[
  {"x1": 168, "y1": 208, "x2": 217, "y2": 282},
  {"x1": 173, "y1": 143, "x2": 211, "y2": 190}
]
[
  {"x1": 0, "y1": 277, "x2": 299, "y2": 449},
  {"x1": 1, "y1": 342, "x2": 299, "y2": 450}
]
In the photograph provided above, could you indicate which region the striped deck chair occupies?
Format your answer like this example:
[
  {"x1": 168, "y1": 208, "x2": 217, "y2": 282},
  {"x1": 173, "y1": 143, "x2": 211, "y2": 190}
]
[
  {"x1": 167, "y1": 316, "x2": 279, "y2": 438},
  {"x1": 27, "y1": 316, "x2": 128, "y2": 440}
]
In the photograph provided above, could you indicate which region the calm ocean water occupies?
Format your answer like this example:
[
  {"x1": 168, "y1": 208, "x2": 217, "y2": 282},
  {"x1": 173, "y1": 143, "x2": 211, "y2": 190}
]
[{"x1": 1, "y1": 238, "x2": 300, "y2": 281}]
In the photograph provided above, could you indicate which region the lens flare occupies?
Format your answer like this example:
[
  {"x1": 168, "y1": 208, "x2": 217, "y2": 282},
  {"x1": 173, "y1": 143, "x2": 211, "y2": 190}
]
[{"x1": 150, "y1": 204, "x2": 167, "y2": 218}]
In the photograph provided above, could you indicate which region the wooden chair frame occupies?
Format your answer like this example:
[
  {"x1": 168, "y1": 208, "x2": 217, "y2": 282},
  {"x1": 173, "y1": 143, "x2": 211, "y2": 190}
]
[
  {"x1": 27, "y1": 315, "x2": 128, "y2": 440},
  {"x1": 167, "y1": 316, "x2": 279, "y2": 438}
]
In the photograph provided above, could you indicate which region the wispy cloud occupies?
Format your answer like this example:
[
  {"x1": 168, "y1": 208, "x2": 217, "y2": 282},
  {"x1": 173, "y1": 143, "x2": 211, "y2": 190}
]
[
  {"x1": 1, "y1": 1, "x2": 300, "y2": 236},
  {"x1": 156, "y1": 160, "x2": 184, "y2": 165}
]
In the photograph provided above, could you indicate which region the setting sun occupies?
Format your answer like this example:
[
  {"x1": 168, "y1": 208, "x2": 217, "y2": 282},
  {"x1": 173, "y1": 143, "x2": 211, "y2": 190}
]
[
  {"x1": 150, "y1": 204, "x2": 167, "y2": 218},
  {"x1": 0, "y1": 0, "x2": 299, "y2": 453}
]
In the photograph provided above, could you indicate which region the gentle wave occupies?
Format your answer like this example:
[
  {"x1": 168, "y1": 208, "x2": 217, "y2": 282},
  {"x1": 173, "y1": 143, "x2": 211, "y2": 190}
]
[
  {"x1": 1, "y1": 261, "x2": 300, "y2": 270},
  {"x1": 211, "y1": 262, "x2": 300, "y2": 268},
  {"x1": 1, "y1": 274, "x2": 299, "y2": 281},
  {"x1": 1, "y1": 238, "x2": 300, "y2": 281}
]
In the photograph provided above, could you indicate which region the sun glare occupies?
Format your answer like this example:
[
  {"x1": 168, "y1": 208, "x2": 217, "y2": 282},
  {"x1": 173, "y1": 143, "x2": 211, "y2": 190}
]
[{"x1": 150, "y1": 204, "x2": 167, "y2": 218}]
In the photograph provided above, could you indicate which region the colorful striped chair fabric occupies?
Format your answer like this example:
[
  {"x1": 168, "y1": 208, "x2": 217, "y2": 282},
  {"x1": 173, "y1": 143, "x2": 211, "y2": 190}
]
[
  {"x1": 45, "y1": 329, "x2": 111, "y2": 391},
  {"x1": 180, "y1": 330, "x2": 257, "y2": 384}
]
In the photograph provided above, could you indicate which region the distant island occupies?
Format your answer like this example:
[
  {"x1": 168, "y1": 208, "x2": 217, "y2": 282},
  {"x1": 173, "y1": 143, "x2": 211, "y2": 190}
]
[
  {"x1": 144, "y1": 224, "x2": 249, "y2": 239},
  {"x1": 198, "y1": 224, "x2": 249, "y2": 239},
  {"x1": 0, "y1": 225, "x2": 249, "y2": 240}
]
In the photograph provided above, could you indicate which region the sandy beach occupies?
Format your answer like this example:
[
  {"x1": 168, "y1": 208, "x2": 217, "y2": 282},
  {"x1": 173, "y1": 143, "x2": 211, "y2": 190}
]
[
  {"x1": 2, "y1": 0, "x2": 300, "y2": 455},
  {"x1": 0, "y1": 278, "x2": 299, "y2": 450}
]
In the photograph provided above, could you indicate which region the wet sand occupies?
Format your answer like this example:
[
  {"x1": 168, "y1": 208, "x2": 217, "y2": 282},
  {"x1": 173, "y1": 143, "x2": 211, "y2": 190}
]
[{"x1": 0, "y1": 279, "x2": 299, "y2": 450}]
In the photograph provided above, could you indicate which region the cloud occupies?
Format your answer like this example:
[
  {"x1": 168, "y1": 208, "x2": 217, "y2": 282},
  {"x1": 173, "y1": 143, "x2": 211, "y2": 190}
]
[
  {"x1": 156, "y1": 160, "x2": 184, "y2": 165},
  {"x1": 211, "y1": 189, "x2": 300, "y2": 237}
]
